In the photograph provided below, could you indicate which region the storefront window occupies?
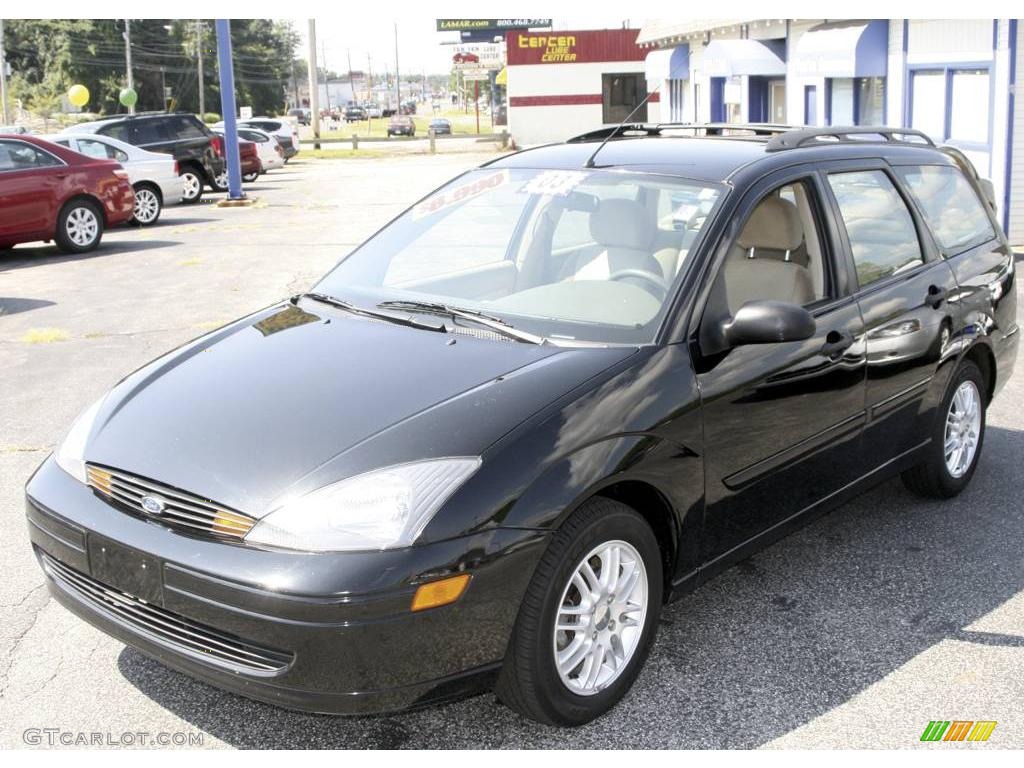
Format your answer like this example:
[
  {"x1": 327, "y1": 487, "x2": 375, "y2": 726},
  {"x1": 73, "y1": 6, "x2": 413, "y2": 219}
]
[
  {"x1": 949, "y1": 69, "x2": 990, "y2": 143},
  {"x1": 602, "y1": 73, "x2": 647, "y2": 124},
  {"x1": 857, "y1": 77, "x2": 885, "y2": 125},
  {"x1": 910, "y1": 70, "x2": 946, "y2": 140},
  {"x1": 829, "y1": 78, "x2": 855, "y2": 125}
]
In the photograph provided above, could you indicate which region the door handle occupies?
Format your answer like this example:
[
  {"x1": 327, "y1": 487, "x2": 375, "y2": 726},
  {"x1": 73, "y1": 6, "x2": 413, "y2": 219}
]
[
  {"x1": 820, "y1": 330, "x2": 854, "y2": 359},
  {"x1": 924, "y1": 285, "x2": 947, "y2": 308}
]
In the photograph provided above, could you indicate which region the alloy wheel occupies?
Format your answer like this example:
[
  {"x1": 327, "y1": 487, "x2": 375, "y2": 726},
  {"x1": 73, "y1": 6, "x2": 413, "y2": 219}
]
[
  {"x1": 552, "y1": 539, "x2": 648, "y2": 696},
  {"x1": 181, "y1": 172, "x2": 201, "y2": 201},
  {"x1": 945, "y1": 380, "x2": 981, "y2": 478},
  {"x1": 66, "y1": 206, "x2": 99, "y2": 247},
  {"x1": 214, "y1": 171, "x2": 229, "y2": 190},
  {"x1": 133, "y1": 188, "x2": 160, "y2": 224}
]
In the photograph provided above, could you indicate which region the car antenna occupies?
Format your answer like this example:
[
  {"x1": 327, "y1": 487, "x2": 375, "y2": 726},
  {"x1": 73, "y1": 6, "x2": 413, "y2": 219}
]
[{"x1": 583, "y1": 57, "x2": 689, "y2": 169}]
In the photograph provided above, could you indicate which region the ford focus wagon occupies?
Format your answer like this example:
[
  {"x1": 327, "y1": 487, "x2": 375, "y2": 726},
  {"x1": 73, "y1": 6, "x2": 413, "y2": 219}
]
[{"x1": 26, "y1": 124, "x2": 1017, "y2": 726}]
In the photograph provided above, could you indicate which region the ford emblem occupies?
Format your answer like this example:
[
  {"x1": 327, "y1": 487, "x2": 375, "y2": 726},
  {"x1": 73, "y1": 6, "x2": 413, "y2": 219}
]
[{"x1": 140, "y1": 495, "x2": 166, "y2": 515}]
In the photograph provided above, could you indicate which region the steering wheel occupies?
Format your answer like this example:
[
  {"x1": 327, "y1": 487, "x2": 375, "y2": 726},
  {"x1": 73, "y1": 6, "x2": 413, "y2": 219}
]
[{"x1": 607, "y1": 268, "x2": 669, "y2": 300}]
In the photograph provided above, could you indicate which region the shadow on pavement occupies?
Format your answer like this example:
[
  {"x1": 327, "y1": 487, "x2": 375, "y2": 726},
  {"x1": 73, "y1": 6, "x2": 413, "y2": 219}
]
[
  {"x1": 0, "y1": 297, "x2": 57, "y2": 317},
  {"x1": 0, "y1": 240, "x2": 181, "y2": 273},
  {"x1": 117, "y1": 424, "x2": 1024, "y2": 748}
]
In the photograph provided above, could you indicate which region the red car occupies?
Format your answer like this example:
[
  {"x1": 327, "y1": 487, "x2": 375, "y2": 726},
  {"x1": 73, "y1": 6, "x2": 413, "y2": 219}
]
[
  {"x1": 452, "y1": 52, "x2": 479, "y2": 64},
  {"x1": 0, "y1": 134, "x2": 135, "y2": 253},
  {"x1": 211, "y1": 135, "x2": 262, "y2": 186}
]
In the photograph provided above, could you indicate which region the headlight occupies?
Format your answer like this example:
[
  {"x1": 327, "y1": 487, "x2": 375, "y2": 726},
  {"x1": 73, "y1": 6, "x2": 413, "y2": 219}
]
[
  {"x1": 55, "y1": 397, "x2": 106, "y2": 483},
  {"x1": 244, "y1": 458, "x2": 481, "y2": 552}
]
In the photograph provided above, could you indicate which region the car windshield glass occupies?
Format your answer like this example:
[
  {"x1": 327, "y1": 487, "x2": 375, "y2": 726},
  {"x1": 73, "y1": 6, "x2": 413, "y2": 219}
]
[{"x1": 314, "y1": 168, "x2": 724, "y2": 344}]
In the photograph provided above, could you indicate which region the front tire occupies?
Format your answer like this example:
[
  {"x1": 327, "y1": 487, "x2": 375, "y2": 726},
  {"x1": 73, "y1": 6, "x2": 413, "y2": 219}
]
[
  {"x1": 55, "y1": 199, "x2": 103, "y2": 253},
  {"x1": 129, "y1": 183, "x2": 162, "y2": 226},
  {"x1": 497, "y1": 497, "x2": 662, "y2": 726},
  {"x1": 902, "y1": 360, "x2": 986, "y2": 498}
]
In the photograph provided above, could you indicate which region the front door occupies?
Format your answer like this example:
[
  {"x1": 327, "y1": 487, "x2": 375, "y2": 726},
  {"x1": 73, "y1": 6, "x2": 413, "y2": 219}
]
[
  {"x1": 804, "y1": 86, "x2": 818, "y2": 126},
  {"x1": 769, "y1": 80, "x2": 787, "y2": 123},
  {"x1": 694, "y1": 171, "x2": 867, "y2": 562},
  {"x1": 823, "y1": 165, "x2": 960, "y2": 469},
  {"x1": 0, "y1": 139, "x2": 65, "y2": 240}
]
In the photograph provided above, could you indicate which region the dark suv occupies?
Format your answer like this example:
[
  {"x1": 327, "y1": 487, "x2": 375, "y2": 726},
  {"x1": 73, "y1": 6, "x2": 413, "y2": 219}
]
[
  {"x1": 69, "y1": 112, "x2": 225, "y2": 204},
  {"x1": 27, "y1": 124, "x2": 1017, "y2": 726}
]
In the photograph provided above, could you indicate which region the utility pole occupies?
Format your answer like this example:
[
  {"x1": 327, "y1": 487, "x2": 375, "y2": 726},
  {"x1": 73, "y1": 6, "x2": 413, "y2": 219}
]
[
  {"x1": 346, "y1": 48, "x2": 354, "y2": 101},
  {"x1": 367, "y1": 53, "x2": 373, "y2": 104},
  {"x1": 306, "y1": 18, "x2": 320, "y2": 149},
  {"x1": 321, "y1": 40, "x2": 331, "y2": 111},
  {"x1": 123, "y1": 19, "x2": 134, "y2": 114},
  {"x1": 0, "y1": 19, "x2": 10, "y2": 125},
  {"x1": 394, "y1": 22, "x2": 401, "y2": 110},
  {"x1": 196, "y1": 20, "x2": 205, "y2": 116}
]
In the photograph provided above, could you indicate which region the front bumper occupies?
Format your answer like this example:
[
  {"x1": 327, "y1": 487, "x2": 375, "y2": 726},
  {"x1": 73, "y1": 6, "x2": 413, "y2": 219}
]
[{"x1": 26, "y1": 456, "x2": 547, "y2": 715}]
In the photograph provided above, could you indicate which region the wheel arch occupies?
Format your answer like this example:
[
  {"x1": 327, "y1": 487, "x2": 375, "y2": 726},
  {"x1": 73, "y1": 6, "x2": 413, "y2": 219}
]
[
  {"x1": 59, "y1": 193, "x2": 107, "y2": 225},
  {"x1": 961, "y1": 341, "x2": 997, "y2": 404},
  {"x1": 132, "y1": 180, "x2": 163, "y2": 203}
]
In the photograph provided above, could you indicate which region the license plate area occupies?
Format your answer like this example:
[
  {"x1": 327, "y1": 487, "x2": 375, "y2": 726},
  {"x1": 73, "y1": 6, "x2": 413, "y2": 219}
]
[{"x1": 88, "y1": 535, "x2": 163, "y2": 605}]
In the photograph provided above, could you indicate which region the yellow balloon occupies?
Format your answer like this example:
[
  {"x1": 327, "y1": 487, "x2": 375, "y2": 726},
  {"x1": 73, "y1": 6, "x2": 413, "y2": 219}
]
[{"x1": 68, "y1": 84, "x2": 90, "y2": 108}]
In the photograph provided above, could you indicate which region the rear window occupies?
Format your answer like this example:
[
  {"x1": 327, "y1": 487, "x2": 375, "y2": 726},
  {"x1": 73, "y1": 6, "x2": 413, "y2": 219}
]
[
  {"x1": 97, "y1": 121, "x2": 132, "y2": 143},
  {"x1": 897, "y1": 165, "x2": 995, "y2": 255}
]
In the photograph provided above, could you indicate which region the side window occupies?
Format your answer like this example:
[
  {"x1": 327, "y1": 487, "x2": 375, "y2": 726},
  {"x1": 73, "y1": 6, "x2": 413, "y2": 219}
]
[
  {"x1": 827, "y1": 170, "x2": 924, "y2": 288},
  {"x1": 98, "y1": 122, "x2": 132, "y2": 143},
  {"x1": 133, "y1": 120, "x2": 170, "y2": 145},
  {"x1": 897, "y1": 165, "x2": 995, "y2": 255},
  {"x1": 77, "y1": 139, "x2": 115, "y2": 160},
  {"x1": 170, "y1": 116, "x2": 206, "y2": 140},
  {"x1": 0, "y1": 140, "x2": 62, "y2": 171},
  {"x1": 711, "y1": 180, "x2": 831, "y2": 318}
]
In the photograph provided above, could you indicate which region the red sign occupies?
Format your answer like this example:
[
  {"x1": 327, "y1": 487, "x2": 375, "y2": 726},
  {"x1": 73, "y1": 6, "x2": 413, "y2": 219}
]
[{"x1": 505, "y1": 29, "x2": 645, "y2": 66}]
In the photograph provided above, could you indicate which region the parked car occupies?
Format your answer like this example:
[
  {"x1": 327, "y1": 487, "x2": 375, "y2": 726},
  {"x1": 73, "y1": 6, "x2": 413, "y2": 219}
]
[
  {"x1": 234, "y1": 127, "x2": 284, "y2": 173},
  {"x1": 428, "y1": 118, "x2": 452, "y2": 135},
  {"x1": 344, "y1": 105, "x2": 367, "y2": 123},
  {"x1": 0, "y1": 124, "x2": 30, "y2": 135},
  {"x1": 47, "y1": 132, "x2": 183, "y2": 226},
  {"x1": 0, "y1": 134, "x2": 134, "y2": 252},
  {"x1": 209, "y1": 131, "x2": 262, "y2": 185},
  {"x1": 387, "y1": 115, "x2": 415, "y2": 137},
  {"x1": 288, "y1": 108, "x2": 311, "y2": 126},
  {"x1": 67, "y1": 112, "x2": 225, "y2": 205},
  {"x1": 223, "y1": 117, "x2": 299, "y2": 162},
  {"x1": 26, "y1": 124, "x2": 1017, "y2": 727},
  {"x1": 365, "y1": 104, "x2": 383, "y2": 119}
]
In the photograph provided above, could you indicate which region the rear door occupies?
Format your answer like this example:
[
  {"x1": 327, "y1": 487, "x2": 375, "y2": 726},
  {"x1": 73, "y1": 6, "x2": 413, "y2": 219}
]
[
  {"x1": 0, "y1": 139, "x2": 67, "y2": 239},
  {"x1": 821, "y1": 162, "x2": 959, "y2": 470}
]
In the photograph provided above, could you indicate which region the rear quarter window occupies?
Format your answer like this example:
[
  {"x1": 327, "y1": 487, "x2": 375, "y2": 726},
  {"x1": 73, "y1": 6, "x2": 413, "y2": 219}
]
[
  {"x1": 98, "y1": 122, "x2": 132, "y2": 143},
  {"x1": 897, "y1": 165, "x2": 995, "y2": 255}
]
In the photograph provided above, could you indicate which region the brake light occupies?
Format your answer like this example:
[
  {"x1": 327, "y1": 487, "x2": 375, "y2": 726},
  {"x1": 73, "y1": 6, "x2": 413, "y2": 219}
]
[
  {"x1": 173, "y1": 160, "x2": 180, "y2": 176},
  {"x1": 210, "y1": 135, "x2": 224, "y2": 157},
  {"x1": 113, "y1": 168, "x2": 130, "y2": 180}
]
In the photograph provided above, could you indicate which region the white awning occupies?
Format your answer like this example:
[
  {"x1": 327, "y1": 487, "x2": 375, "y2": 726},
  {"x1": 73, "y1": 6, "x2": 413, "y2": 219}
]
[
  {"x1": 703, "y1": 39, "x2": 787, "y2": 78},
  {"x1": 645, "y1": 45, "x2": 691, "y2": 83},
  {"x1": 790, "y1": 20, "x2": 889, "y2": 78}
]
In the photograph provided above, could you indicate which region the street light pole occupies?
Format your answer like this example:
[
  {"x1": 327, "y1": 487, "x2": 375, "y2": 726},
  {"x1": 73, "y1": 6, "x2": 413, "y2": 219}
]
[
  {"x1": 124, "y1": 19, "x2": 134, "y2": 114},
  {"x1": 394, "y1": 22, "x2": 400, "y2": 110},
  {"x1": 0, "y1": 19, "x2": 10, "y2": 125},
  {"x1": 196, "y1": 20, "x2": 205, "y2": 116},
  {"x1": 306, "y1": 19, "x2": 320, "y2": 149}
]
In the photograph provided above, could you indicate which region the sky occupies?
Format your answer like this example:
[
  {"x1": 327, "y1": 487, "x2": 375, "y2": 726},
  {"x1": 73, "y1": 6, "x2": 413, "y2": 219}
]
[{"x1": 292, "y1": 16, "x2": 635, "y2": 78}]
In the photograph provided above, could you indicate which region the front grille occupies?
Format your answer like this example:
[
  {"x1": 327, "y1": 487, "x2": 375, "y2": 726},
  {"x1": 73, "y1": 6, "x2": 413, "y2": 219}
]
[
  {"x1": 86, "y1": 464, "x2": 257, "y2": 540},
  {"x1": 42, "y1": 553, "x2": 293, "y2": 675}
]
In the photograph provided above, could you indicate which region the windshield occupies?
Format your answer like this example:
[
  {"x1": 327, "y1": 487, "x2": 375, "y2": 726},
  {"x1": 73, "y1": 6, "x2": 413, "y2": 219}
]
[{"x1": 314, "y1": 168, "x2": 724, "y2": 344}]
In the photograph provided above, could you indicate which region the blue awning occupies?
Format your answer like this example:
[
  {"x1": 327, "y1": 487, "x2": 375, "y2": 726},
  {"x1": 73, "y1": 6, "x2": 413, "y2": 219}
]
[
  {"x1": 645, "y1": 44, "x2": 690, "y2": 83},
  {"x1": 791, "y1": 20, "x2": 889, "y2": 78},
  {"x1": 703, "y1": 39, "x2": 786, "y2": 78}
]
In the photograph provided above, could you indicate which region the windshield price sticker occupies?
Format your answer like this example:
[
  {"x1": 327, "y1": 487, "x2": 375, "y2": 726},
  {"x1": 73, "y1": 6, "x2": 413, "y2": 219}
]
[
  {"x1": 521, "y1": 170, "x2": 590, "y2": 197},
  {"x1": 412, "y1": 170, "x2": 510, "y2": 220}
]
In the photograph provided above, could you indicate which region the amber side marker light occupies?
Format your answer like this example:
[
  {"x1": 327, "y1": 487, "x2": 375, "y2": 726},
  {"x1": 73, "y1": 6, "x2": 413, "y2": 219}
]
[{"x1": 411, "y1": 573, "x2": 471, "y2": 612}]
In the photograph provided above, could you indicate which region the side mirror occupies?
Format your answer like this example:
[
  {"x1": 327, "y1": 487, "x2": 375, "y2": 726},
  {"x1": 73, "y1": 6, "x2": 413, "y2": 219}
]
[{"x1": 722, "y1": 300, "x2": 816, "y2": 347}]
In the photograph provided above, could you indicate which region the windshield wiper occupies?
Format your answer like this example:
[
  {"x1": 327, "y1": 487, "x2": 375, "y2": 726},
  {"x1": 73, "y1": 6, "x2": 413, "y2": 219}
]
[
  {"x1": 295, "y1": 293, "x2": 446, "y2": 333},
  {"x1": 378, "y1": 300, "x2": 545, "y2": 345}
]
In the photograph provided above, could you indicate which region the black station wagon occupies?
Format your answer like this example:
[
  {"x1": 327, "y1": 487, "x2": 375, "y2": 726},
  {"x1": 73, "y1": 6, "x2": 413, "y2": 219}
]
[{"x1": 26, "y1": 124, "x2": 1018, "y2": 726}]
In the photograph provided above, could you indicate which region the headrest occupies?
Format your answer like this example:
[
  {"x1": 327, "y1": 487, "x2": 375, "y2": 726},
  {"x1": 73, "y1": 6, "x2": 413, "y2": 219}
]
[
  {"x1": 589, "y1": 199, "x2": 653, "y2": 250},
  {"x1": 737, "y1": 196, "x2": 803, "y2": 252}
]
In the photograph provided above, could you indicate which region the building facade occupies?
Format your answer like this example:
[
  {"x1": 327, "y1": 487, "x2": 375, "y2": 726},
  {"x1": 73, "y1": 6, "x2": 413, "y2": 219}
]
[
  {"x1": 637, "y1": 18, "x2": 1023, "y2": 242},
  {"x1": 504, "y1": 28, "x2": 654, "y2": 146}
]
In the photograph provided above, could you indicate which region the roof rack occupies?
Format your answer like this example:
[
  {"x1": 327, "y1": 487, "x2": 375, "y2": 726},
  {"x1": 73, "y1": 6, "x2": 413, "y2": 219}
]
[
  {"x1": 765, "y1": 126, "x2": 935, "y2": 152},
  {"x1": 567, "y1": 122, "x2": 797, "y2": 143},
  {"x1": 88, "y1": 110, "x2": 179, "y2": 121}
]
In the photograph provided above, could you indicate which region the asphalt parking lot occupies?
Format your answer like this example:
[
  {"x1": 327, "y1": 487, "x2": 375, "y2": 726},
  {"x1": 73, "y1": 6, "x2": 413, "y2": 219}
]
[{"x1": 2, "y1": 152, "x2": 1023, "y2": 749}]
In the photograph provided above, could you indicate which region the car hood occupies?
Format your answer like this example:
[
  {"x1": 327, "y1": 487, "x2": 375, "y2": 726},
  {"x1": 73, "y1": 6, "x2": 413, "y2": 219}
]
[{"x1": 85, "y1": 301, "x2": 635, "y2": 517}]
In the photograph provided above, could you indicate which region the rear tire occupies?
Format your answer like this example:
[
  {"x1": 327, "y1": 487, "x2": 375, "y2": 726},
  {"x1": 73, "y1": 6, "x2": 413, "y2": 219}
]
[
  {"x1": 242, "y1": 171, "x2": 259, "y2": 183},
  {"x1": 180, "y1": 168, "x2": 203, "y2": 204},
  {"x1": 129, "y1": 183, "x2": 162, "y2": 226},
  {"x1": 55, "y1": 199, "x2": 103, "y2": 254},
  {"x1": 496, "y1": 497, "x2": 662, "y2": 726},
  {"x1": 902, "y1": 360, "x2": 986, "y2": 498}
]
